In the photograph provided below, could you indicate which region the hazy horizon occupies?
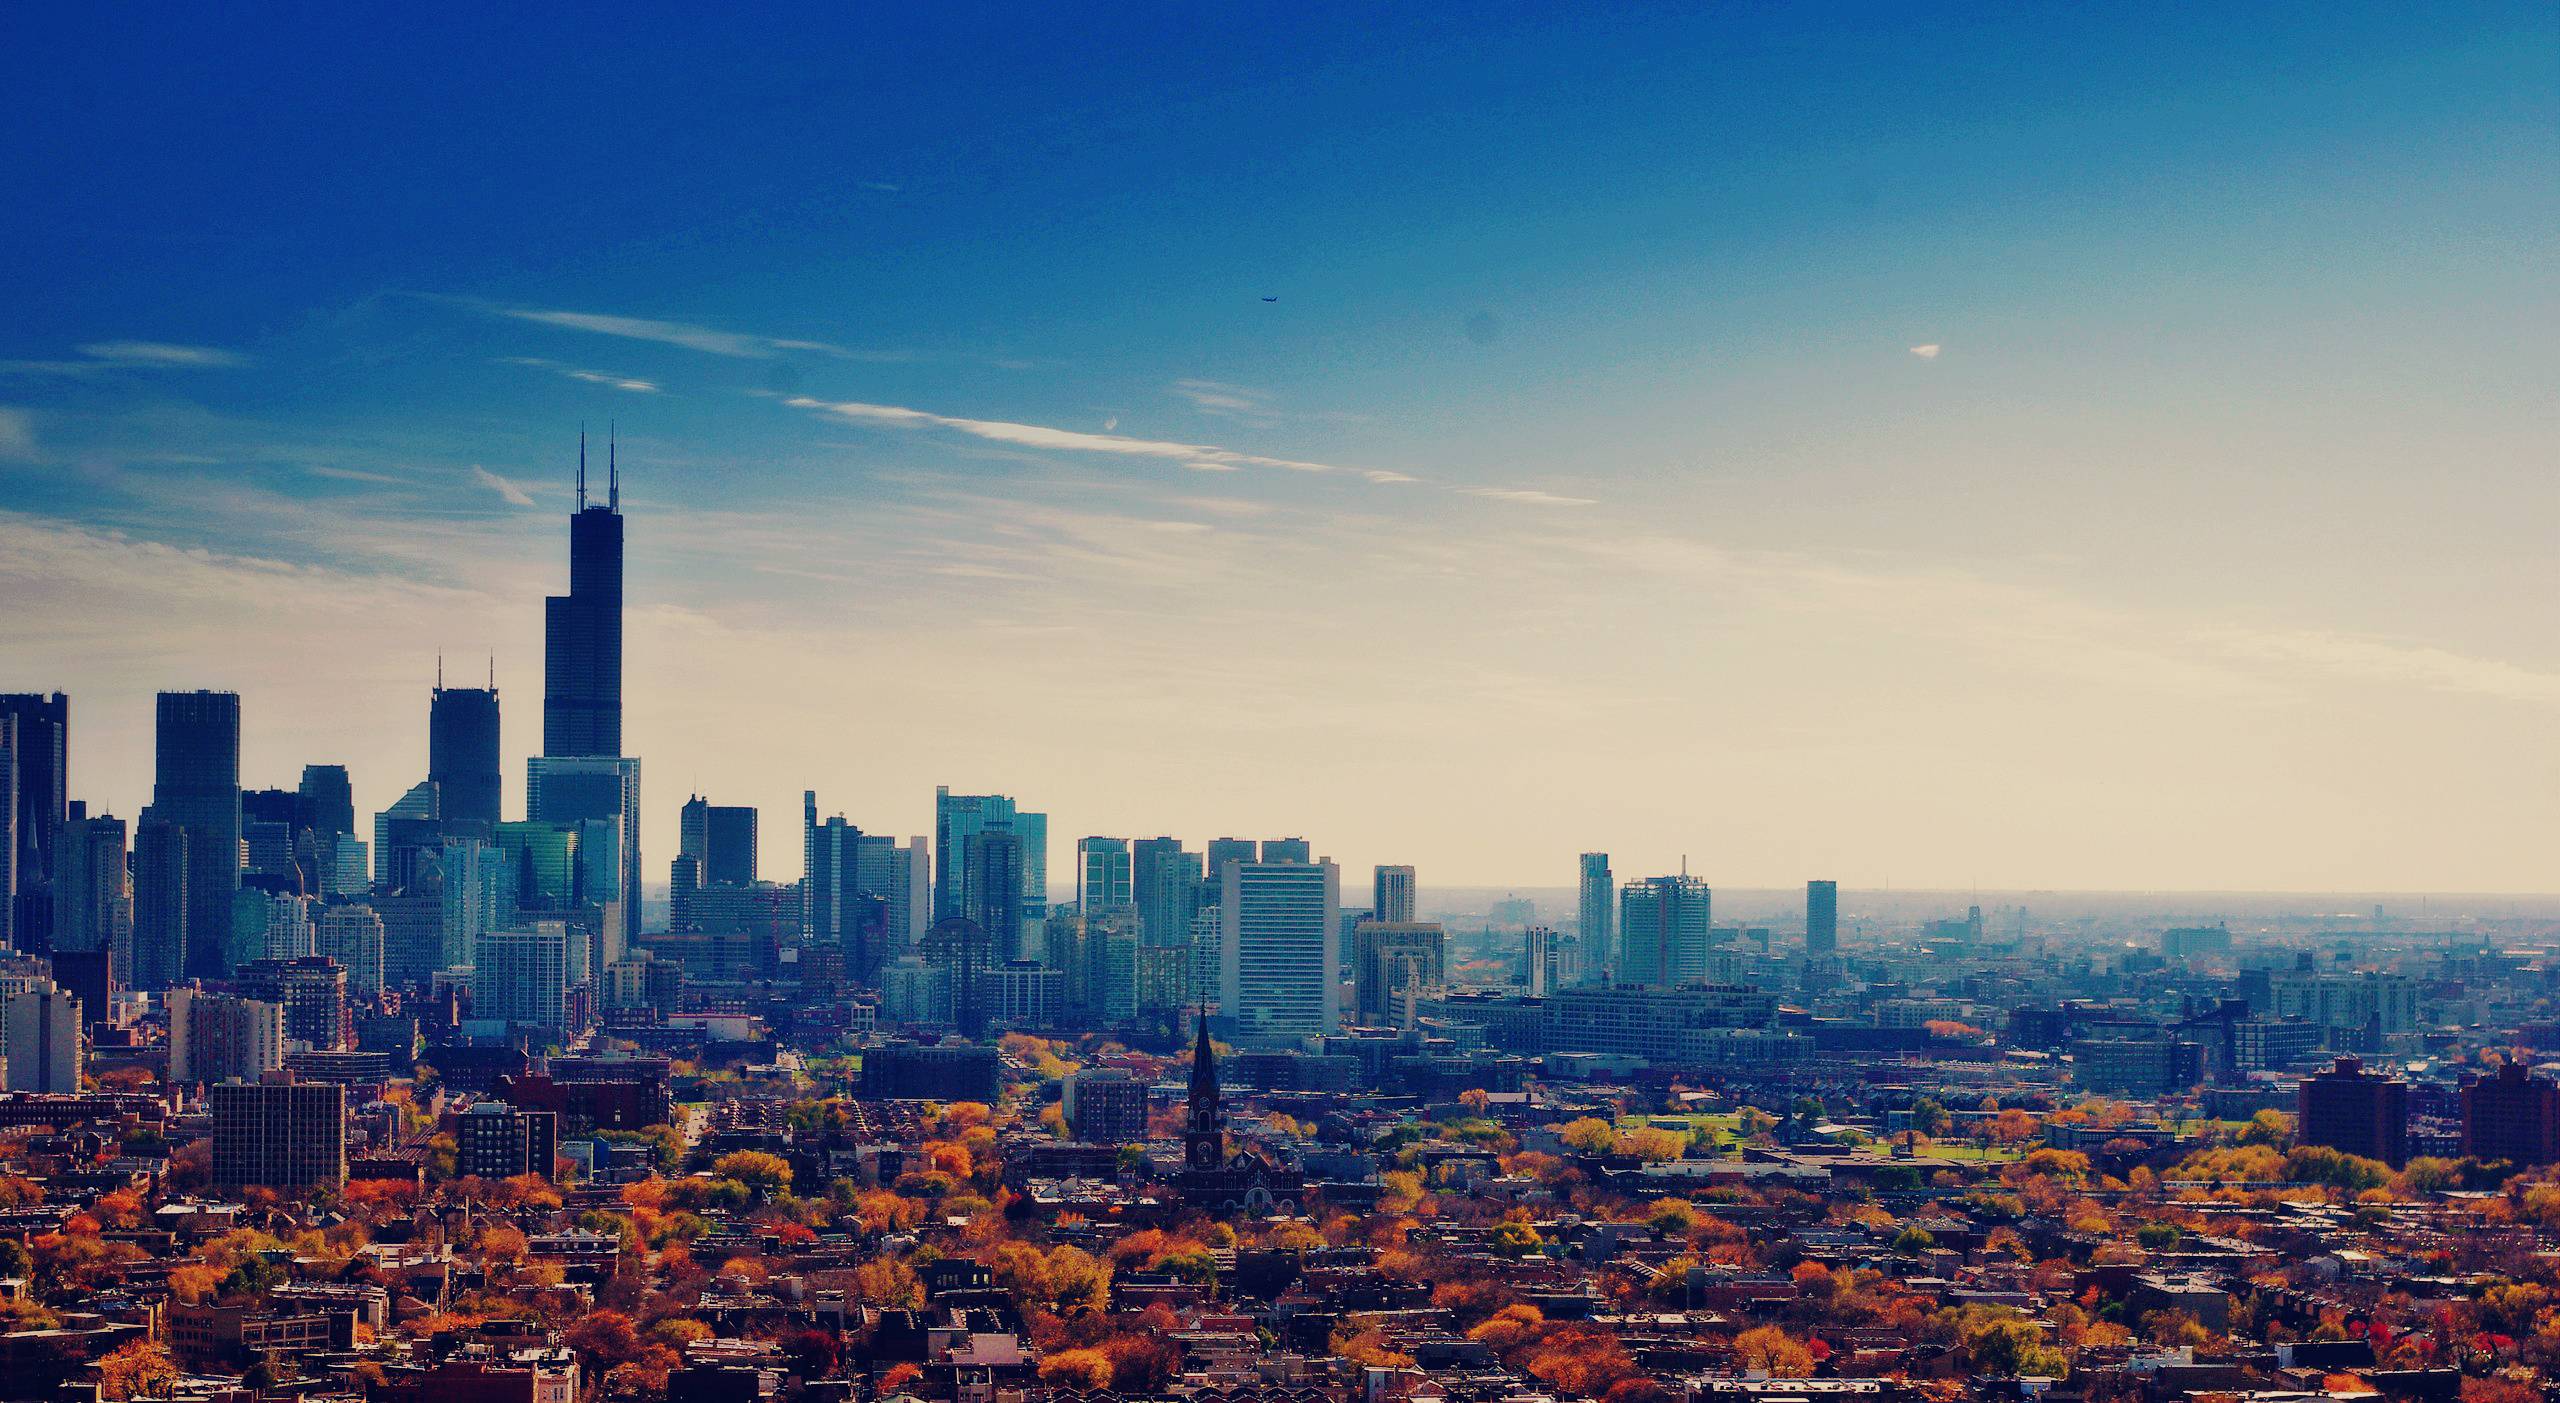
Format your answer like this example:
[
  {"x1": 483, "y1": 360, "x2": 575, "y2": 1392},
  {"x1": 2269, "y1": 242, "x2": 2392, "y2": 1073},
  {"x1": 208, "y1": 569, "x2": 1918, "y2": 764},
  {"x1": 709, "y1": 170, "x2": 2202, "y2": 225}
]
[{"x1": 5, "y1": 7, "x2": 2554, "y2": 892}]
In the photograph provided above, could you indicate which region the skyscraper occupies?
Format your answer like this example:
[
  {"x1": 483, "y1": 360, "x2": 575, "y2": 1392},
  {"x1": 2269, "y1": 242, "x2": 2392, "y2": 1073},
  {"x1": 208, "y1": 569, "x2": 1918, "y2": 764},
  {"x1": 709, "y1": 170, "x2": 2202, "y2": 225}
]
[
  {"x1": 0, "y1": 695, "x2": 68, "y2": 952},
  {"x1": 1204, "y1": 838, "x2": 1257, "y2": 881},
  {"x1": 130, "y1": 819, "x2": 186, "y2": 991},
  {"x1": 1131, "y1": 837, "x2": 1202, "y2": 948},
  {"x1": 296, "y1": 764, "x2": 355, "y2": 841},
  {"x1": 543, "y1": 431, "x2": 624, "y2": 758},
  {"x1": 371, "y1": 779, "x2": 442, "y2": 888},
  {"x1": 1220, "y1": 857, "x2": 1341, "y2": 1048},
  {"x1": 429, "y1": 679, "x2": 503, "y2": 831},
  {"x1": 153, "y1": 691, "x2": 241, "y2": 979},
  {"x1": 963, "y1": 828, "x2": 1025, "y2": 958},
  {"x1": 1077, "y1": 837, "x2": 1133, "y2": 913},
  {"x1": 1260, "y1": 837, "x2": 1312, "y2": 864},
  {"x1": 52, "y1": 812, "x2": 131, "y2": 965},
  {"x1": 679, "y1": 795, "x2": 757, "y2": 886},
  {"x1": 0, "y1": 713, "x2": 16, "y2": 949},
  {"x1": 1806, "y1": 879, "x2": 1838, "y2": 960},
  {"x1": 1619, "y1": 873, "x2": 1712, "y2": 988},
  {"x1": 1371, "y1": 865, "x2": 1416, "y2": 924},
  {"x1": 1577, "y1": 853, "x2": 1613, "y2": 982},
  {"x1": 526, "y1": 755, "x2": 641, "y2": 957},
  {"x1": 804, "y1": 804, "x2": 914, "y2": 983},
  {"x1": 474, "y1": 923, "x2": 572, "y2": 1034},
  {"x1": 934, "y1": 787, "x2": 1043, "y2": 924}
]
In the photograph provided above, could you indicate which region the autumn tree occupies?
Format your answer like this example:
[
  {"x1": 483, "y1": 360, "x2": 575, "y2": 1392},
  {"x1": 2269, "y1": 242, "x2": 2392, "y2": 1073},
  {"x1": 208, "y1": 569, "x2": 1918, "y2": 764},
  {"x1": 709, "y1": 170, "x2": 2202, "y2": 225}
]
[
  {"x1": 94, "y1": 1339, "x2": 178, "y2": 1401},
  {"x1": 712, "y1": 1150, "x2": 793, "y2": 1197},
  {"x1": 1036, "y1": 1348, "x2": 1112, "y2": 1389},
  {"x1": 1732, "y1": 1325, "x2": 1816, "y2": 1376}
]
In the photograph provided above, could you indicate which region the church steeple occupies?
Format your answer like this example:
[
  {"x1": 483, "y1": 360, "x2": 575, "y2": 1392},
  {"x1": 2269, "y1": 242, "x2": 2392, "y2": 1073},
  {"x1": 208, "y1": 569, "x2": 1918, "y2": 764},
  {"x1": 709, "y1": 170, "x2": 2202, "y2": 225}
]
[{"x1": 1186, "y1": 1007, "x2": 1224, "y2": 1169}]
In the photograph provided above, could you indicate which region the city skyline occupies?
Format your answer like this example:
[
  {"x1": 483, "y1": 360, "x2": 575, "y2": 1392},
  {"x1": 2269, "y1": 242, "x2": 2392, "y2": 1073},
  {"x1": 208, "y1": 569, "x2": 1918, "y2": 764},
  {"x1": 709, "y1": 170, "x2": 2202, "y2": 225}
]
[{"x1": 4, "y1": 6, "x2": 2556, "y2": 891}]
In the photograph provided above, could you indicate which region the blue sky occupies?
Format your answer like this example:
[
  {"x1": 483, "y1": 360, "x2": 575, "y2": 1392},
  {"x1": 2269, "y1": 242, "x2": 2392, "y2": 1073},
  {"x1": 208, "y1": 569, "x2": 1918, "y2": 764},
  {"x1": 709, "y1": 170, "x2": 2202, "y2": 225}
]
[{"x1": 3, "y1": 4, "x2": 2554, "y2": 892}]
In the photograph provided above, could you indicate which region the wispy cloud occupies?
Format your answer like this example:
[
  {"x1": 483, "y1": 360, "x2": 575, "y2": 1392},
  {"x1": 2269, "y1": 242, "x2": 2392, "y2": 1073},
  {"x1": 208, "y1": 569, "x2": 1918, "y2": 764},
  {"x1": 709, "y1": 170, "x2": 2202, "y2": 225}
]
[
  {"x1": 777, "y1": 394, "x2": 1607, "y2": 508},
  {"x1": 495, "y1": 305, "x2": 874, "y2": 361},
  {"x1": 1908, "y1": 343, "x2": 1942, "y2": 359},
  {"x1": 0, "y1": 408, "x2": 35, "y2": 461},
  {"x1": 784, "y1": 394, "x2": 1386, "y2": 479},
  {"x1": 305, "y1": 464, "x2": 406, "y2": 485},
  {"x1": 468, "y1": 465, "x2": 536, "y2": 507},
  {"x1": 80, "y1": 341, "x2": 251, "y2": 368},
  {"x1": 2199, "y1": 627, "x2": 2560, "y2": 704},
  {"x1": 498, "y1": 356, "x2": 662, "y2": 394},
  {"x1": 1, "y1": 341, "x2": 251, "y2": 375},
  {"x1": 1462, "y1": 486, "x2": 1597, "y2": 508},
  {"x1": 1171, "y1": 379, "x2": 1279, "y2": 422}
]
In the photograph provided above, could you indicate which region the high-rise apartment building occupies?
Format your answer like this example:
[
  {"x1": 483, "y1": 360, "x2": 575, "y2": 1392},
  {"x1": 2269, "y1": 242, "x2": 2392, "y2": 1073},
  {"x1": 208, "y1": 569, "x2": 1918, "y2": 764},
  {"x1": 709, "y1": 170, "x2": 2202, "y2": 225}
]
[
  {"x1": 429, "y1": 681, "x2": 503, "y2": 831},
  {"x1": 168, "y1": 989, "x2": 287, "y2": 1085},
  {"x1": 1077, "y1": 837, "x2": 1133, "y2": 913},
  {"x1": 458, "y1": 1100, "x2": 560, "y2": 1182},
  {"x1": 1063, "y1": 1068, "x2": 1149, "y2": 1143},
  {"x1": 212, "y1": 1076, "x2": 344, "y2": 1192},
  {"x1": 963, "y1": 829, "x2": 1025, "y2": 959},
  {"x1": 474, "y1": 923, "x2": 572, "y2": 1034},
  {"x1": 1806, "y1": 879, "x2": 1838, "y2": 960},
  {"x1": 1220, "y1": 858, "x2": 1341, "y2": 1048},
  {"x1": 1524, "y1": 926, "x2": 1580, "y2": 996},
  {"x1": 153, "y1": 691, "x2": 241, "y2": 979},
  {"x1": 1577, "y1": 853, "x2": 1613, "y2": 982},
  {"x1": 438, "y1": 837, "x2": 510, "y2": 978},
  {"x1": 316, "y1": 905, "x2": 386, "y2": 996},
  {"x1": 542, "y1": 432, "x2": 624, "y2": 758},
  {"x1": 0, "y1": 695, "x2": 68, "y2": 953},
  {"x1": 238, "y1": 955, "x2": 350, "y2": 1051},
  {"x1": 1351, "y1": 919, "x2": 1445, "y2": 1026},
  {"x1": 1, "y1": 984, "x2": 82, "y2": 1092},
  {"x1": 1371, "y1": 865, "x2": 1416, "y2": 924},
  {"x1": 2462, "y1": 1061, "x2": 2560, "y2": 1167},
  {"x1": 2298, "y1": 1056, "x2": 2409, "y2": 1167},
  {"x1": 1260, "y1": 837, "x2": 1312, "y2": 864},
  {"x1": 1620, "y1": 874, "x2": 1713, "y2": 988},
  {"x1": 919, "y1": 916, "x2": 998, "y2": 1036}
]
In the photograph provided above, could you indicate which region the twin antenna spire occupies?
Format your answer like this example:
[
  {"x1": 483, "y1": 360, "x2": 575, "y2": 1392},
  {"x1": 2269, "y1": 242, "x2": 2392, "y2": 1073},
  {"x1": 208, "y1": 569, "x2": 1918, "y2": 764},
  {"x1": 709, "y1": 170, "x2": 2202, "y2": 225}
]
[{"x1": 574, "y1": 422, "x2": 621, "y2": 511}]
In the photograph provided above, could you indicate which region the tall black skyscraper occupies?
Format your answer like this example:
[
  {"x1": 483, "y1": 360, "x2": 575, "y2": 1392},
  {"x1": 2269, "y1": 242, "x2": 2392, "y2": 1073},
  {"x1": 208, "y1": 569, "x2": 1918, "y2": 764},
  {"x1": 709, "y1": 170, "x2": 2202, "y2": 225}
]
[
  {"x1": 1806, "y1": 879, "x2": 1839, "y2": 960},
  {"x1": 963, "y1": 828, "x2": 1025, "y2": 959},
  {"x1": 0, "y1": 694, "x2": 68, "y2": 951},
  {"x1": 152, "y1": 690, "x2": 241, "y2": 978},
  {"x1": 430, "y1": 673, "x2": 504, "y2": 830},
  {"x1": 678, "y1": 795, "x2": 757, "y2": 887},
  {"x1": 543, "y1": 432, "x2": 623, "y2": 758},
  {"x1": 296, "y1": 765, "x2": 355, "y2": 839}
]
